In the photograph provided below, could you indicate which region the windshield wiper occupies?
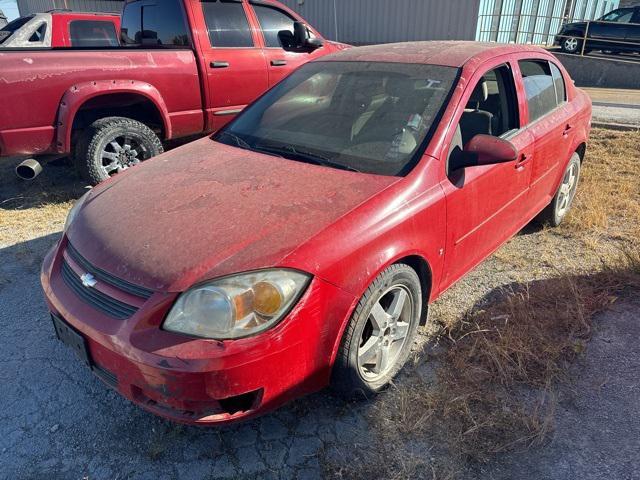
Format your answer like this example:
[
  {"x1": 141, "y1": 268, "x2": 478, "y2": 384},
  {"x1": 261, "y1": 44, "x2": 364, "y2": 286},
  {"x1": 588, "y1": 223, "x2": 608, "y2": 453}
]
[
  {"x1": 216, "y1": 131, "x2": 251, "y2": 150},
  {"x1": 254, "y1": 143, "x2": 361, "y2": 173}
]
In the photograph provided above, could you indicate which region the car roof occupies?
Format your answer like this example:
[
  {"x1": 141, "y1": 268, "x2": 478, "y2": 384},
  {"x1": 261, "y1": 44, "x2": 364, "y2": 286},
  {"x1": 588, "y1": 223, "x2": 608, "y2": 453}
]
[{"x1": 320, "y1": 41, "x2": 550, "y2": 68}]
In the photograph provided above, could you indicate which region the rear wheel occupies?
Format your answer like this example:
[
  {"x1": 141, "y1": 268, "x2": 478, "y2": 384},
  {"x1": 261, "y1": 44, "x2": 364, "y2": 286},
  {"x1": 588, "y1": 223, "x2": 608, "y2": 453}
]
[
  {"x1": 537, "y1": 153, "x2": 581, "y2": 227},
  {"x1": 74, "y1": 116, "x2": 163, "y2": 185},
  {"x1": 561, "y1": 36, "x2": 582, "y2": 54},
  {"x1": 332, "y1": 264, "x2": 422, "y2": 398}
]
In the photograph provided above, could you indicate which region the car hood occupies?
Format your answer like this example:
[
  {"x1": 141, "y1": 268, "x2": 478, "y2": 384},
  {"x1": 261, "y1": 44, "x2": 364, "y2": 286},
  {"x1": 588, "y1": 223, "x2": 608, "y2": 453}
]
[{"x1": 67, "y1": 138, "x2": 398, "y2": 292}]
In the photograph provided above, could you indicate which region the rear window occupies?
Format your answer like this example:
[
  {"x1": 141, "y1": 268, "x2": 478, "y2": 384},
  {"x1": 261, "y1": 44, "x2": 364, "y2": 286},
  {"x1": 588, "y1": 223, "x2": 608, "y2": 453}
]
[
  {"x1": 201, "y1": 0, "x2": 253, "y2": 47},
  {"x1": 69, "y1": 20, "x2": 119, "y2": 47},
  {"x1": 519, "y1": 60, "x2": 559, "y2": 122},
  {"x1": 121, "y1": 0, "x2": 190, "y2": 47}
]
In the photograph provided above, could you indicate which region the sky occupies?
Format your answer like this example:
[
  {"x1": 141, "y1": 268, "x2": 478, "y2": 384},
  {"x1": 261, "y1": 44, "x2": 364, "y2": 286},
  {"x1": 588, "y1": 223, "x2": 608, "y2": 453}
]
[{"x1": 0, "y1": 0, "x2": 19, "y2": 21}]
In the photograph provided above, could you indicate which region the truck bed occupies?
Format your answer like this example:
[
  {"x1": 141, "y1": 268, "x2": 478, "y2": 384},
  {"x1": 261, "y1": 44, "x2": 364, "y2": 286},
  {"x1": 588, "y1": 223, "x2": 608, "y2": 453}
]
[{"x1": 0, "y1": 48, "x2": 203, "y2": 157}]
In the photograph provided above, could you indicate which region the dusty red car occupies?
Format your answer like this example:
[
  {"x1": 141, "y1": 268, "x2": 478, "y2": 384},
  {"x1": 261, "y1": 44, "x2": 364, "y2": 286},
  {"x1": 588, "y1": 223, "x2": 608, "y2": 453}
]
[{"x1": 41, "y1": 41, "x2": 591, "y2": 424}]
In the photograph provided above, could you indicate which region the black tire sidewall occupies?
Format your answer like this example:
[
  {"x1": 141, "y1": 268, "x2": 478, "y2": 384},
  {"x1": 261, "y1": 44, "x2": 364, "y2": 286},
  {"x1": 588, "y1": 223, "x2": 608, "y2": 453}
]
[
  {"x1": 76, "y1": 117, "x2": 163, "y2": 185},
  {"x1": 333, "y1": 264, "x2": 422, "y2": 396}
]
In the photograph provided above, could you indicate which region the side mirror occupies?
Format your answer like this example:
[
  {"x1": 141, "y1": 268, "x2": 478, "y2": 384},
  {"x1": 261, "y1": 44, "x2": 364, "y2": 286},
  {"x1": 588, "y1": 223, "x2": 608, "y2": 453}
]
[
  {"x1": 293, "y1": 21, "x2": 324, "y2": 50},
  {"x1": 453, "y1": 134, "x2": 518, "y2": 170}
]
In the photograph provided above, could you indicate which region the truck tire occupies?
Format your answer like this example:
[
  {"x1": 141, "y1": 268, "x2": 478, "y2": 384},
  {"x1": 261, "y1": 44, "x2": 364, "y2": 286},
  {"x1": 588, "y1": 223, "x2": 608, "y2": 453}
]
[
  {"x1": 74, "y1": 116, "x2": 163, "y2": 185},
  {"x1": 331, "y1": 264, "x2": 422, "y2": 398}
]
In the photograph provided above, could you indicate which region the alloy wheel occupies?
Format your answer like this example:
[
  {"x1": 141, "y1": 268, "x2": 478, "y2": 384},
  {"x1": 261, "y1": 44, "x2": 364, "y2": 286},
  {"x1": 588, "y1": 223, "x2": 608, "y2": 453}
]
[
  {"x1": 100, "y1": 135, "x2": 150, "y2": 177},
  {"x1": 556, "y1": 161, "x2": 579, "y2": 217},
  {"x1": 357, "y1": 285, "x2": 414, "y2": 380},
  {"x1": 564, "y1": 37, "x2": 579, "y2": 53}
]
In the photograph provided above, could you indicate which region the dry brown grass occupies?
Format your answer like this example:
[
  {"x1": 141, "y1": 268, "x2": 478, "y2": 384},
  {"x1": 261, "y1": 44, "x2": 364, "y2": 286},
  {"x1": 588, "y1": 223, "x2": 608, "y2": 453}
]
[{"x1": 326, "y1": 128, "x2": 640, "y2": 478}]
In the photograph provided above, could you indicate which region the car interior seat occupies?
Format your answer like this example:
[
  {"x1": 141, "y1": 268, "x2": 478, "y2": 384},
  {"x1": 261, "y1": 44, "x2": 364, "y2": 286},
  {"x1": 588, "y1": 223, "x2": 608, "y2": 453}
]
[{"x1": 459, "y1": 79, "x2": 493, "y2": 145}]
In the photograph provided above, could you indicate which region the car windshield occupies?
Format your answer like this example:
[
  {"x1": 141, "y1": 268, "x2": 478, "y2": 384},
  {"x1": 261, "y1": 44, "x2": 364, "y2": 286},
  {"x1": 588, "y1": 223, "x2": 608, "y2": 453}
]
[
  {"x1": 215, "y1": 61, "x2": 459, "y2": 176},
  {"x1": 0, "y1": 15, "x2": 33, "y2": 44}
]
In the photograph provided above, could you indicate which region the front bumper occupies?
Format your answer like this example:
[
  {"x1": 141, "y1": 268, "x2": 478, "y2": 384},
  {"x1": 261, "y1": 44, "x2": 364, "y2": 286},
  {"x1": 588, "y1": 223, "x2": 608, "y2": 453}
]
[{"x1": 41, "y1": 241, "x2": 356, "y2": 425}]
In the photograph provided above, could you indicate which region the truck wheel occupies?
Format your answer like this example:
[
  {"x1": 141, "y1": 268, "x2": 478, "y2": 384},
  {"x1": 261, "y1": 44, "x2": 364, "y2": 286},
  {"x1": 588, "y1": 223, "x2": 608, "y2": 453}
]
[
  {"x1": 331, "y1": 264, "x2": 422, "y2": 398},
  {"x1": 537, "y1": 153, "x2": 581, "y2": 227},
  {"x1": 74, "y1": 116, "x2": 163, "y2": 185}
]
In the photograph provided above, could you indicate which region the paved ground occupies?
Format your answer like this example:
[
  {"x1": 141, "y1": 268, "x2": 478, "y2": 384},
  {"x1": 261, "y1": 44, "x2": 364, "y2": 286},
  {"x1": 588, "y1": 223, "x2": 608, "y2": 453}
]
[{"x1": 584, "y1": 87, "x2": 640, "y2": 127}]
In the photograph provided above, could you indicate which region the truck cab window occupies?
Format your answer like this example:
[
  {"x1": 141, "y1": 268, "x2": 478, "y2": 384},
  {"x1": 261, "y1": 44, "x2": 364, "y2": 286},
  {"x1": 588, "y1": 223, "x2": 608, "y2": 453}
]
[
  {"x1": 252, "y1": 4, "x2": 295, "y2": 48},
  {"x1": 70, "y1": 21, "x2": 119, "y2": 47},
  {"x1": 201, "y1": 1, "x2": 253, "y2": 48},
  {"x1": 121, "y1": 0, "x2": 190, "y2": 47}
]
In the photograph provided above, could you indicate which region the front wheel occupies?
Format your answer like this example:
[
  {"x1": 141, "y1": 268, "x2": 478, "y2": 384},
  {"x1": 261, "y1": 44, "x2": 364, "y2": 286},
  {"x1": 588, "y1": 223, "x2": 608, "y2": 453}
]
[
  {"x1": 332, "y1": 264, "x2": 422, "y2": 398},
  {"x1": 74, "y1": 116, "x2": 163, "y2": 185},
  {"x1": 537, "y1": 153, "x2": 581, "y2": 227}
]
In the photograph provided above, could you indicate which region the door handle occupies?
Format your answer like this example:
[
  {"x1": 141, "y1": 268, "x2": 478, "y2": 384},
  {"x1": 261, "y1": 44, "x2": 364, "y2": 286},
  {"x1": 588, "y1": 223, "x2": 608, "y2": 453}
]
[
  {"x1": 210, "y1": 61, "x2": 230, "y2": 68},
  {"x1": 563, "y1": 124, "x2": 573, "y2": 136},
  {"x1": 515, "y1": 153, "x2": 530, "y2": 170},
  {"x1": 270, "y1": 59, "x2": 287, "y2": 66}
]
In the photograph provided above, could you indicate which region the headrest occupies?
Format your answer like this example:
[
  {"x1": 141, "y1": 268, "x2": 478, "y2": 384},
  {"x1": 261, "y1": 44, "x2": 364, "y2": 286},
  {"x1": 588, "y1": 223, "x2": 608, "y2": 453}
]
[{"x1": 469, "y1": 80, "x2": 488, "y2": 104}]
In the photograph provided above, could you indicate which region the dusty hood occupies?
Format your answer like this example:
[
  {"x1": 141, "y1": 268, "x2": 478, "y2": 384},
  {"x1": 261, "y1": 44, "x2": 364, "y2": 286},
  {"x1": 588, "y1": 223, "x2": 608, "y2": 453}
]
[{"x1": 68, "y1": 138, "x2": 397, "y2": 292}]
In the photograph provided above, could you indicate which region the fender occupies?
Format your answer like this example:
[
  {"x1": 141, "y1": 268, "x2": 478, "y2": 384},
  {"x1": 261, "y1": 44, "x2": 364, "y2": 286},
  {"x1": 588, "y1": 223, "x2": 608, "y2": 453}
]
[{"x1": 56, "y1": 80, "x2": 172, "y2": 154}]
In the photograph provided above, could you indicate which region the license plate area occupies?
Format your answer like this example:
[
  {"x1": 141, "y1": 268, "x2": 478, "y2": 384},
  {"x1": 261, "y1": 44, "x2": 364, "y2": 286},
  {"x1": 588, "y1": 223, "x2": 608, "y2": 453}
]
[{"x1": 51, "y1": 313, "x2": 92, "y2": 367}]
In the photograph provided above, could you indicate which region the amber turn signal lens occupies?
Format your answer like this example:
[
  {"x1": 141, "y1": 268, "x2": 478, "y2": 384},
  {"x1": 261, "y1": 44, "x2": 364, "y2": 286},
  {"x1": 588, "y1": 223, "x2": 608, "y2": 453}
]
[{"x1": 253, "y1": 281, "x2": 283, "y2": 317}]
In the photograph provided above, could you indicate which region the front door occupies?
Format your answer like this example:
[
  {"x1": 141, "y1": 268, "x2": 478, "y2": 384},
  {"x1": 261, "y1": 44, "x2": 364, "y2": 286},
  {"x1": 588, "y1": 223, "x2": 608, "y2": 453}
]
[
  {"x1": 589, "y1": 7, "x2": 635, "y2": 51},
  {"x1": 441, "y1": 62, "x2": 535, "y2": 290},
  {"x1": 249, "y1": 1, "x2": 328, "y2": 87},
  {"x1": 197, "y1": 0, "x2": 269, "y2": 131}
]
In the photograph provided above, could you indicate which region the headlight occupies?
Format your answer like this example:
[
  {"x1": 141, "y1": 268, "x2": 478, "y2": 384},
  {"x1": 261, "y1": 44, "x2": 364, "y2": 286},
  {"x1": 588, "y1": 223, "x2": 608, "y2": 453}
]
[
  {"x1": 63, "y1": 191, "x2": 91, "y2": 233},
  {"x1": 163, "y1": 269, "x2": 311, "y2": 340}
]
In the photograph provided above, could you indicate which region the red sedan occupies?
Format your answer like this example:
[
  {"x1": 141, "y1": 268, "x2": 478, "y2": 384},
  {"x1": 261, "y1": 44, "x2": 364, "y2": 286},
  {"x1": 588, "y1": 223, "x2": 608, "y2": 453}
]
[{"x1": 41, "y1": 41, "x2": 591, "y2": 424}]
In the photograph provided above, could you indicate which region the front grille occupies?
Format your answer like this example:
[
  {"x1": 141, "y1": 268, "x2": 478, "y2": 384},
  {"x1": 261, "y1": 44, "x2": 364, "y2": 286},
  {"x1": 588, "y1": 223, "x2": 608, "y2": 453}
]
[
  {"x1": 61, "y1": 260, "x2": 138, "y2": 320},
  {"x1": 66, "y1": 243, "x2": 154, "y2": 300}
]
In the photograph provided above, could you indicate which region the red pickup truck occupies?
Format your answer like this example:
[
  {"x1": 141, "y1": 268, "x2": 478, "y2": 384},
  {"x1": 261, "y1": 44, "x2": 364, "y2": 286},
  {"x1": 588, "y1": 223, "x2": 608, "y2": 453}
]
[
  {"x1": 0, "y1": 10, "x2": 120, "y2": 48},
  {"x1": 0, "y1": 0, "x2": 345, "y2": 184}
]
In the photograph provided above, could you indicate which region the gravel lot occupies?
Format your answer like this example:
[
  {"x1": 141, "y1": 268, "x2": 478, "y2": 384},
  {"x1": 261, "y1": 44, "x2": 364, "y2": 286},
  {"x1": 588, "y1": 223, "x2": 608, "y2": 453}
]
[{"x1": 0, "y1": 129, "x2": 638, "y2": 479}]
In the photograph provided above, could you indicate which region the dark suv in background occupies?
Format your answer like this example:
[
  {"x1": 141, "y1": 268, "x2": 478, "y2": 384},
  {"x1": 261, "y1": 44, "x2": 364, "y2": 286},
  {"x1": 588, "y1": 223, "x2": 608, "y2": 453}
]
[{"x1": 556, "y1": 6, "x2": 640, "y2": 54}]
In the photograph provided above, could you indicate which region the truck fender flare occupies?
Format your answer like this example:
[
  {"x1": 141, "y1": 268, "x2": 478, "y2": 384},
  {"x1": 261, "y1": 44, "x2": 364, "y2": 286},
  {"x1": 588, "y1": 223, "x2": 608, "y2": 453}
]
[{"x1": 56, "y1": 80, "x2": 171, "y2": 153}]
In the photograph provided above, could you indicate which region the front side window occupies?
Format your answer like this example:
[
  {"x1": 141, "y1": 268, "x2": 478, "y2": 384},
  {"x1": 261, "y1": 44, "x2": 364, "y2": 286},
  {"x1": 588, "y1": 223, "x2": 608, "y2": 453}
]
[
  {"x1": 121, "y1": 0, "x2": 190, "y2": 47},
  {"x1": 519, "y1": 60, "x2": 558, "y2": 122},
  {"x1": 70, "y1": 20, "x2": 119, "y2": 47},
  {"x1": 252, "y1": 4, "x2": 295, "y2": 48},
  {"x1": 600, "y1": 8, "x2": 634, "y2": 23},
  {"x1": 216, "y1": 61, "x2": 459, "y2": 176},
  {"x1": 201, "y1": 1, "x2": 253, "y2": 47}
]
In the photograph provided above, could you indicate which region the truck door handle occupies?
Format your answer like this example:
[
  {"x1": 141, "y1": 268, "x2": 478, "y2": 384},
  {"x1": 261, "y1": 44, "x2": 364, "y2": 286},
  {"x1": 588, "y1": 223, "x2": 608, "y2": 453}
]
[
  {"x1": 515, "y1": 153, "x2": 530, "y2": 170},
  {"x1": 210, "y1": 61, "x2": 230, "y2": 69},
  {"x1": 270, "y1": 59, "x2": 287, "y2": 66}
]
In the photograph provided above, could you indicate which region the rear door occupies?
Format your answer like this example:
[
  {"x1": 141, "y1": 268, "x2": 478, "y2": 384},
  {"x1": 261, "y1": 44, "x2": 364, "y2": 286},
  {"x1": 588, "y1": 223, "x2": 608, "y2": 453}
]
[
  {"x1": 516, "y1": 59, "x2": 576, "y2": 215},
  {"x1": 197, "y1": 0, "x2": 269, "y2": 130},
  {"x1": 248, "y1": 1, "x2": 326, "y2": 87},
  {"x1": 624, "y1": 8, "x2": 640, "y2": 49},
  {"x1": 441, "y1": 60, "x2": 535, "y2": 290}
]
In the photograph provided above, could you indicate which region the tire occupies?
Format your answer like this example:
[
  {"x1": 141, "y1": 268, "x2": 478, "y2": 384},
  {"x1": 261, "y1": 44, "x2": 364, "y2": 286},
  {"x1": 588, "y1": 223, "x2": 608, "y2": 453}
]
[
  {"x1": 560, "y1": 35, "x2": 582, "y2": 54},
  {"x1": 332, "y1": 263, "x2": 422, "y2": 398},
  {"x1": 537, "y1": 153, "x2": 581, "y2": 227},
  {"x1": 74, "y1": 116, "x2": 163, "y2": 185}
]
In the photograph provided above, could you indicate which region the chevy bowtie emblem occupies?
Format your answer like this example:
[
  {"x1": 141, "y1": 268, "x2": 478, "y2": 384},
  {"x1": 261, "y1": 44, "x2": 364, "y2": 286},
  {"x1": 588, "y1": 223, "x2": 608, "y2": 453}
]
[{"x1": 80, "y1": 273, "x2": 97, "y2": 288}]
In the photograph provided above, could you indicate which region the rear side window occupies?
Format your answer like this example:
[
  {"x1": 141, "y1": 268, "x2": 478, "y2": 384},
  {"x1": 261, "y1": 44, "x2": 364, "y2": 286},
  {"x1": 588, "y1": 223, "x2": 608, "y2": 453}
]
[
  {"x1": 70, "y1": 20, "x2": 119, "y2": 47},
  {"x1": 121, "y1": 0, "x2": 191, "y2": 47},
  {"x1": 0, "y1": 15, "x2": 33, "y2": 44},
  {"x1": 550, "y1": 62, "x2": 566, "y2": 105},
  {"x1": 29, "y1": 22, "x2": 46, "y2": 43},
  {"x1": 519, "y1": 60, "x2": 559, "y2": 122},
  {"x1": 252, "y1": 4, "x2": 295, "y2": 48},
  {"x1": 201, "y1": 1, "x2": 253, "y2": 47}
]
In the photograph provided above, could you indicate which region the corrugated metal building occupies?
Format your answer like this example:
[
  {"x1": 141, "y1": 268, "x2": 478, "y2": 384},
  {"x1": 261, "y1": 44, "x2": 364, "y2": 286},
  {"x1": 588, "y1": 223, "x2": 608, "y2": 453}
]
[{"x1": 17, "y1": 0, "x2": 621, "y2": 45}]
